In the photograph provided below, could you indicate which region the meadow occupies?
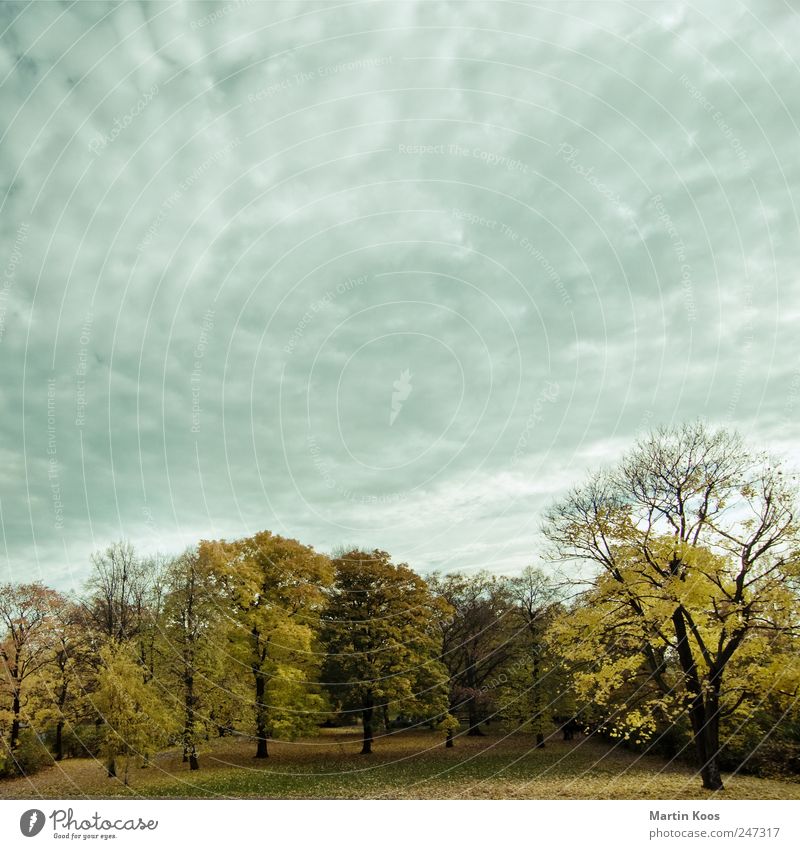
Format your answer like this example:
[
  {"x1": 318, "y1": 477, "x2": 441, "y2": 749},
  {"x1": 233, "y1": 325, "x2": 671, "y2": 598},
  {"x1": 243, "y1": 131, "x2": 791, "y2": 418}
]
[{"x1": 1, "y1": 729, "x2": 798, "y2": 801}]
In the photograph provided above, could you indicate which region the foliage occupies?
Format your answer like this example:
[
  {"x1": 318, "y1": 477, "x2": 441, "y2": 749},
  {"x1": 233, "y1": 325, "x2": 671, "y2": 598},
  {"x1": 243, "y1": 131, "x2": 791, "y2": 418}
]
[
  {"x1": 0, "y1": 425, "x2": 798, "y2": 795},
  {"x1": 159, "y1": 548, "x2": 226, "y2": 768},
  {"x1": 201, "y1": 531, "x2": 333, "y2": 756},
  {"x1": 93, "y1": 643, "x2": 177, "y2": 783},
  {"x1": 0, "y1": 582, "x2": 68, "y2": 753},
  {"x1": 32, "y1": 599, "x2": 95, "y2": 760},
  {"x1": 0, "y1": 729, "x2": 52, "y2": 778},
  {"x1": 323, "y1": 549, "x2": 450, "y2": 753},
  {"x1": 427, "y1": 571, "x2": 518, "y2": 734},
  {"x1": 542, "y1": 421, "x2": 800, "y2": 789}
]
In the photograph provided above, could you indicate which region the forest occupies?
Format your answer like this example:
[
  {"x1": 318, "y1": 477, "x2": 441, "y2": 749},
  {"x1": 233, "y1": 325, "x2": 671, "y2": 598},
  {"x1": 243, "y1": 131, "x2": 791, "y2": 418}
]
[{"x1": 1, "y1": 422, "x2": 799, "y2": 796}]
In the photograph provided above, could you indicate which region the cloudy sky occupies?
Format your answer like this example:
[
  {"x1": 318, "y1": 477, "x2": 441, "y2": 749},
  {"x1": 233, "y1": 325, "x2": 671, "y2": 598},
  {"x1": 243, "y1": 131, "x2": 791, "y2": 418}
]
[{"x1": 1, "y1": 1, "x2": 799, "y2": 589}]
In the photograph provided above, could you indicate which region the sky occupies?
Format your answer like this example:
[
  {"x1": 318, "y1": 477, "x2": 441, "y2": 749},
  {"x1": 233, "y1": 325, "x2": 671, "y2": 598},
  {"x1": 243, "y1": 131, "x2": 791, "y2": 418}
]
[{"x1": 1, "y1": 1, "x2": 799, "y2": 590}]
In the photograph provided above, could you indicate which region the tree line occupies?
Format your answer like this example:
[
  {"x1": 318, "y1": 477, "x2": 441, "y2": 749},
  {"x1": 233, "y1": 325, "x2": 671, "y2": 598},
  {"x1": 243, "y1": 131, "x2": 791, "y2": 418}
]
[{"x1": 1, "y1": 422, "x2": 799, "y2": 791}]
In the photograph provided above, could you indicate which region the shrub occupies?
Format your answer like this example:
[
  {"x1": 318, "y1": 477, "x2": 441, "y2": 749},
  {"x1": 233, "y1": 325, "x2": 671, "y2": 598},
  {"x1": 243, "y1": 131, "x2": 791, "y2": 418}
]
[
  {"x1": 63, "y1": 724, "x2": 106, "y2": 759},
  {"x1": 0, "y1": 731, "x2": 52, "y2": 778}
]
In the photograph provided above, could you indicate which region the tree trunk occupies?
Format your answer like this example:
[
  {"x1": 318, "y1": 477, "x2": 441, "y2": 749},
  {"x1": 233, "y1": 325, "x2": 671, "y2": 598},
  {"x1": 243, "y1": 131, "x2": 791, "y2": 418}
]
[
  {"x1": 361, "y1": 694, "x2": 374, "y2": 754},
  {"x1": 700, "y1": 687, "x2": 724, "y2": 790},
  {"x1": 466, "y1": 698, "x2": 484, "y2": 736},
  {"x1": 55, "y1": 721, "x2": 64, "y2": 761},
  {"x1": 446, "y1": 729, "x2": 454, "y2": 748},
  {"x1": 183, "y1": 664, "x2": 199, "y2": 769},
  {"x1": 700, "y1": 745, "x2": 723, "y2": 791},
  {"x1": 140, "y1": 641, "x2": 149, "y2": 683},
  {"x1": 672, "y1": 608, "x2": 724, "y2": 791},
  {"x1": 107, "y1": 758, "x2": 116, "y2": 778},
  {"x1": 532, "y1": 649, "x2": 545, "y2": 748},
  {"x1": 254, "y1": 670, "x2": 269, "y2": 758},
  {"x1": 10, "y1": 690, "x2": 21, "y2": 750},
  {"x1": 382, "y1": 703, "x2": 390, "y2": 732}
]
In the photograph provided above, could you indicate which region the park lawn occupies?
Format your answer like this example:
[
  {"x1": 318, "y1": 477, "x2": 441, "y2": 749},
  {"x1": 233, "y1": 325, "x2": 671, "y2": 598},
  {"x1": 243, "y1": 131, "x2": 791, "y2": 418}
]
[{"x1": 1, "y1": 728, "x2": 798, "y2": 800}]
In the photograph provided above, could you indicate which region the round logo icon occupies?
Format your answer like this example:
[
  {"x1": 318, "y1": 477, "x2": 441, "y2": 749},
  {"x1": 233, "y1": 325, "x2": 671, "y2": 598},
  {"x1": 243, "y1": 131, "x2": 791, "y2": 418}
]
[{"x1": 19, "y1": 810, "x2": 46, "y2": 837}]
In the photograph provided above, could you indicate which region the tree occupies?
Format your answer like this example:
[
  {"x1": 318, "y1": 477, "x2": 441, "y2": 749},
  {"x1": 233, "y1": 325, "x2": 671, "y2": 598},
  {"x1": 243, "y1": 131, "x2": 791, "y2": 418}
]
[
  {"x1": 161, "y1": 548, "x2": 223, "y2": 769},
  {"x1": 504, "y1": 567, "x2": 560, "y2": 747},
  {"x1": 322, "y1": 550, "x2": 449, "y2": 754},
  {"x1": 34, "y1": 598, "x2": 93, "y2": 761},
  {"x1": 428, "y1": 571, "x2": 517, "y2": 735},
  {"x1": 542, "y1": 421, "x2": 800, "y2": 790},
  {"x1": 135, "y1": 555, "x2": 168, "y2": 684},
  {"x1": 440, "y1": 713, "x2": 460, "y2": 748},
  {"x1": 0, "y1": 583, "x2": 64, "y2": 754},
  {"x1": 94, "y1": 644, "x2": 175, "y2": 783},
  {"x1": 83, "y1": 541, "x2": 151, "y2": 644},
  {"x1": 201, "y1": 531, "x2": 332, "y2": 758}
]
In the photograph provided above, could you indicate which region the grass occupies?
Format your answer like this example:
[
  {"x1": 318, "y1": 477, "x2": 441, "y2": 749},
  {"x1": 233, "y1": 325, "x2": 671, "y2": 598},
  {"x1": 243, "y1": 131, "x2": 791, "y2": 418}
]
[{"x1": 2, "y1": 727, "x2": 798, "y2": 800}]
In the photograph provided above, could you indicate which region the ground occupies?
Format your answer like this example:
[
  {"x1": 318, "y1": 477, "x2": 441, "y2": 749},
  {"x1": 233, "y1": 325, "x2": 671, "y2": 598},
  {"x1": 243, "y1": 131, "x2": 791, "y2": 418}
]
[{"x1": 1, "y1": 728, "x2": 798, "y2": 800}]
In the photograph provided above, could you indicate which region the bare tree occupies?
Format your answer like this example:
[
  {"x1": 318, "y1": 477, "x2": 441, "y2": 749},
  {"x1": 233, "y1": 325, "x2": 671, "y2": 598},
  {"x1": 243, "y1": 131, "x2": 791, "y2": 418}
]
[{"x1": 83, "y1": 541, "x2": 151, "y2": 643}]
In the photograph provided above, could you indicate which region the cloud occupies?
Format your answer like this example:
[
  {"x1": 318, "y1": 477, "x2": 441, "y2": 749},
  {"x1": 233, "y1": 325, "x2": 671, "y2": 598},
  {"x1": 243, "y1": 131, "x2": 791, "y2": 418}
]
[{"x1": 1, "y1": 0, "x2": 798, "y2": 587}]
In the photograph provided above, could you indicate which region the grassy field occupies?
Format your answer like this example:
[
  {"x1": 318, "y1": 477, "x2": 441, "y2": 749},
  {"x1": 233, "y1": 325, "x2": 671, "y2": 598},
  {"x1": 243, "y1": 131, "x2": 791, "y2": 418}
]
[{"x1": 1, "y1": 728, "x2": 798, "y2": 800}]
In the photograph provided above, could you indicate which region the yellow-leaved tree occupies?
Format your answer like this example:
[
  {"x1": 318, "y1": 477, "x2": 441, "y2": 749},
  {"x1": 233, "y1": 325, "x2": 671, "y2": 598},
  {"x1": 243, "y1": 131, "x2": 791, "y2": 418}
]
[
  {"x1": 94, "y1": 643, "x2": 177, "y2": 784},
  {"x1": 542, "y1": 421, "x2": 800, "y2": 791},
  {"x1": 200, "y1": 531, "x2": 333, "y2": 758},
  {"x1": 322, "y1": 549, "x2": 450, "y2": 754}
]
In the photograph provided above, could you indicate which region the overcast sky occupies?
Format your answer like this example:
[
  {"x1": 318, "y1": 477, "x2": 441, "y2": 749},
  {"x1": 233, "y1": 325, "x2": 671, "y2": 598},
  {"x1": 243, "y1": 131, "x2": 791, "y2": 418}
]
[{"x1": 1, "y1": 1, "x2": 799, "y2": 590}]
